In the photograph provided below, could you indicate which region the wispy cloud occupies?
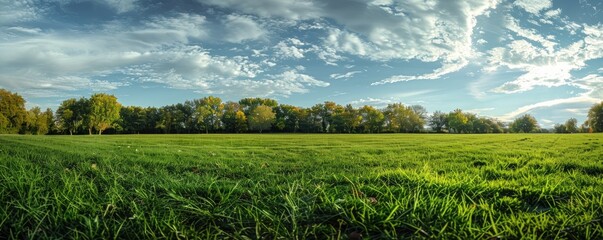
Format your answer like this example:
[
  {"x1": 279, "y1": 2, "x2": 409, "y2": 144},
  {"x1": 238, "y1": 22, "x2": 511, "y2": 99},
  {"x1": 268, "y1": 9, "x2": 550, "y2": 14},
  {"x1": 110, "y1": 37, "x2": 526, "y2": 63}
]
[
  {"x1": 330, "y1": 70, "x2": 362, "y2": 80},
  {"x1": 497, "y1": 96, "x2": 598, "y2": 122}
]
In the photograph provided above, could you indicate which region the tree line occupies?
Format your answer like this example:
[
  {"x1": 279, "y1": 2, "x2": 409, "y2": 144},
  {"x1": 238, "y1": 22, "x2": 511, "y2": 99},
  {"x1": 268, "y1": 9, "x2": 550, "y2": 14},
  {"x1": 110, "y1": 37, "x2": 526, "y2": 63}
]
[{"x1": 1, "y1": 89, "x2": 602, "y2": 135}]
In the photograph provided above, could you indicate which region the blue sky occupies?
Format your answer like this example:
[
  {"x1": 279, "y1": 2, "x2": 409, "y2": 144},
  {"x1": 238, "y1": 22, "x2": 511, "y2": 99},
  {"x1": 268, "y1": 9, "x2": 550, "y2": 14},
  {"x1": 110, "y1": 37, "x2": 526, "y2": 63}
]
[{"x1": 1, "y1": 0, "x2": 602, "y2": 127}]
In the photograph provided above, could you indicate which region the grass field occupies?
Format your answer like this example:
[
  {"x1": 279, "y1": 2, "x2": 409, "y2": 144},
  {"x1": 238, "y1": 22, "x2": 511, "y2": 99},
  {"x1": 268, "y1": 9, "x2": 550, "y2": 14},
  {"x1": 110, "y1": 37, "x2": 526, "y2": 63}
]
[{"x1": 0, "y1": 134, "x2": 602, "y2": 239}]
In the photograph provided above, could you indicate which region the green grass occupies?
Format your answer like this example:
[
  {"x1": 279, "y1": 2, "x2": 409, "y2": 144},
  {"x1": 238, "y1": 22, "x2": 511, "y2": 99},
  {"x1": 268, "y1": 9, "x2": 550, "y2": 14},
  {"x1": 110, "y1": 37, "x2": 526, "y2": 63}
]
[{"x1": 0, "y1": 134, "x2": 602, "y2": 239}]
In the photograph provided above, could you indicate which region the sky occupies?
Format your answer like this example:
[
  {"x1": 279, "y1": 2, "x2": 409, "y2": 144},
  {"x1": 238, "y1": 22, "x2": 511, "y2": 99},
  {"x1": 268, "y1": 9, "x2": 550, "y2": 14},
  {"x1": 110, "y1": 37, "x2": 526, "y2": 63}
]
[{"x1": 1, "y1": 0, "x2": 602, "y2": 127}]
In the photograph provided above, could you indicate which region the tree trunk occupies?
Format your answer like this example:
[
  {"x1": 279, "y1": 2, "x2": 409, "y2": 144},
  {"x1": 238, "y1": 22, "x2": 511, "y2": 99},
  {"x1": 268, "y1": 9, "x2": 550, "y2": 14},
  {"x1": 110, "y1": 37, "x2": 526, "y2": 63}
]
[
  {"x1": 88, "y1": 128, "x2": 92, "y2": 135},
  {"x1": 98, "y1": 129, "x2": 103, "y2": 135},
  {"x1": 69, "y1": 130, "x2": 73, "y2": 135}
]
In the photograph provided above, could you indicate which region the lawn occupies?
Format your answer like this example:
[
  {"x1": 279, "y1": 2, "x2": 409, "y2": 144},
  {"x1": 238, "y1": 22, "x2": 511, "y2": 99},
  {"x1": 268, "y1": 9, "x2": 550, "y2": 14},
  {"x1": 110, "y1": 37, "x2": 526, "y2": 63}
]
[{"x1": 0, "y1": 134, "x2": 602, "y2": 239}]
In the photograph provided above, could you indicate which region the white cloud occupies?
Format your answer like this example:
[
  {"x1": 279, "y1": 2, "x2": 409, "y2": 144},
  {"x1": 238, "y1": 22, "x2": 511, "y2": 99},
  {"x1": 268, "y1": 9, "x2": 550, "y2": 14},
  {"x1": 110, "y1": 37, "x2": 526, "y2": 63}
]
[
  {"x1": 222, "y1": 14, "x2": 265, "y2": 43},
  {"x1": 330, "y1": 70, "x2": 362, "y2": 80},
  {"x1": 505, "y1": 16, "x2": 556, "y2": 52},
  {"x1": 274, "y1": 39, "x2": 307, "y2": 59},
  {"x1": 496, "y1": 73, "x2": 603, "y2": 122},
  {"x1": 491, "y1": 63, "x2": 574, "y2": 93},
  {"x1": 0, "y1": 0, "x2": 41, "y2": 23},
  {"x1": 102, "y1": 0, "x2": 138, "y2": 13},
  {"x1": 465, "y1": 107, "x2": 495, "y2": 114},
  {"x1": 497, "y1": 96, "x2": 598, "y2": 122},
  {"x1": 544, "y1": 9, "x2": 561, "y2": 18},
  {"x1": 513, "y1": 0, "x2": 552, "y2": 15},
  {"x1": 572, "y1": 74, "x2": 603, "y2": 99},
  {"x1": 477, "y1": 39, "x2": 488, "y2": 45},
  {"x1": 324, "y1": 28, "x2": 368, "y2": 57},
  {"x1": 6, "y1": 26, "x2": 42, "y2": 35},
  {"x1": 349, "y1": 97, "x2": 396, "y2": 108},
  {"x1": 143, "y1": 13, "x2": 207, "y2": 41},
  {"x1": 0, "y1": 12, "x2": 274, "y2": 97},
  {"x1": 372, "y1": 59, "x2": 468, "y2": 85},
  {"x1": 196, "y1": 0, "x2": 320, "y2": 20},
  {"x1": 220, "y1": 70, "x2": 329, "y2": 97},
  {"x1": 564, "y1": 108, "x2": 590, "y2": 116},
  {"x1": 199, "y1": 0, "x2": 499, "y2": 79},
  {"x1": 487, "y1": 23, "x2": 603, "y2": 95}
]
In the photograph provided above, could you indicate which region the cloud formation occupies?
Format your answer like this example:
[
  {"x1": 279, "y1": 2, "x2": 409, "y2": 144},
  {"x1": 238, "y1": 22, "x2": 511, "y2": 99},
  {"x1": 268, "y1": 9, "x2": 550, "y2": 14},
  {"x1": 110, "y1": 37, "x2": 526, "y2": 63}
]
[{"x1": 0, "y1": 0, "x2": 601, "y2": 124}]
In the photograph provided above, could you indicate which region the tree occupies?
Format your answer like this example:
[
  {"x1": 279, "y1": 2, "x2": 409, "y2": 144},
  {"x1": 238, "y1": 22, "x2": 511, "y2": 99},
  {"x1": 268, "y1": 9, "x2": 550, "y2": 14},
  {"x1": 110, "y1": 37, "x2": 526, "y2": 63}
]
[
  {"x1": 239, "y1": 98, "x2": 278, "y2": 115},
  {"x1": 0, "y1": 89, "x2": 27, "y2": 134},
  {"x1": 554, "y1": 124, "x2": 566, "y2": 133},
  {"x1": 359, "y1": 105, "x2": 384, "y2": 133},
  {"x1": 56, "y1": 98, "x2": 89, "y2": 135},
  {"x1": 273, "y1": 104, "x2": 302, "y2": 133},
  {"x1": 580, "y1": 121, "x2": 591, "y2": 133},
  {"x1": 195, "y1": 96, "x2": 223, "y2": 133},
  {"x1": 144, "y1": 107, "x2": 161, "y2": 134},
  {"x1": 447, "y1": 109, "x2": 468, "y2": 133},
  {"x1": 156, "y1": 105, "x2": 188, "y2": 134},
  {"x1": 470, "y1": 117, "x2": 489, "y2": 133},
  {"x1": 383, "y1": 103, "x2": 424, "y2": 133},
  {"x1": 510, "y1": 114, "x2": 539, "y2": 133},
  {"x1": 297, "y1": 108, "x2": 317, "y2": 133},
  {"x1": 339, "y1": 104, "x2": 362, "y2": 133},
  {"x1": 428, "y1": 111, "x2": 448, "y2": 133},
  {"x1": 248, "y1": 105, "x2": 275, "y2": 133},
  {"x1": 410, "y1": 105, "x2": 428, "y2": 122},
  {"x1": 587, "y1": 102, "x2": 603, "y2": 132},
  {"x1": 44, "y1": 108, "x2": 56, "y2": 134},
  {"x1": 119, "y1": 106, "x2": 147, "y2": 134},
  {"x1": 24, "y1": 107, "x2": 50, "y2": 135},
  {"x1": 222, "y1": 101, "x2": 247, "y2": 133},
  {"x1": 564, "y1": 118, "x2": 578, "y2": 133},
  {"x1": 234, "y1": 110, "x2": 248, "y2": 133},
  {"x1": 89, "y1": 93, "x2": 121, "y2": 135}
]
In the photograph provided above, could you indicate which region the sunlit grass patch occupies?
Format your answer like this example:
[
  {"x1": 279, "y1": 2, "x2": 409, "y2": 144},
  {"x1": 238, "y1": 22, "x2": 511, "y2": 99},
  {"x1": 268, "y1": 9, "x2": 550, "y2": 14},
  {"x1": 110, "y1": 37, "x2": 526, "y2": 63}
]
[{"x1": 0, "y1": 134, "x2": 602, "y2": 238}]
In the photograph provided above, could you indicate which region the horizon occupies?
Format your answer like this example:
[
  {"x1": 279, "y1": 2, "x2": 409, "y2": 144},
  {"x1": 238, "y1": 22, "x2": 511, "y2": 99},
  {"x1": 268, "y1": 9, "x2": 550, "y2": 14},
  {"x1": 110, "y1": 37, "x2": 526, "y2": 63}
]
[{"x1": 1, "y1": 0, "x2": 602, "y2": 128}]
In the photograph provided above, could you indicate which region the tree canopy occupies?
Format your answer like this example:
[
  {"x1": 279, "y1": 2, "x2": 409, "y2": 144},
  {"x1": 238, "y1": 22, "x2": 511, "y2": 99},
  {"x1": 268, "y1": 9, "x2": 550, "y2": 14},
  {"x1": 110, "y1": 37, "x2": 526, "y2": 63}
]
[
  {"x1": 510, "y1": 114, "x2": 539, "y2": 133},
  {"x1": 587, "y1": 102, "x2": 603, "y2": 132},
  {"x1": 1, "y1": 88, "x2": 600, "y2": 135},
  {"x1": 248, "y1": 105, "x2": 276, "y2": 133},
  {"x1": 0, "y1": 89, "x2": 26, "y2": 134},
  {"x1": 89, "y1": 93, "x2": 121, "y2": 135}
]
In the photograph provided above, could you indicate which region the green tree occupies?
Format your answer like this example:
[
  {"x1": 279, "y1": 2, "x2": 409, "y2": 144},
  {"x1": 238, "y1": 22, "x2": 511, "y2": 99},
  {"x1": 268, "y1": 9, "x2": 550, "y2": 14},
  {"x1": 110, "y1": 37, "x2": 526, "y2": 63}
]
[
  {"x1": 411, "y1": 105, "x2": 428, "y2": 122},
  {"x1": 359, "y1": 105, "x2": 384, "y2": 133},
  {"x1": 587, "y1": 102, "x2": 603, "y2": 132},
  {"x1": 554, "y1": 124, "x2": 566, "y2": 133},
  {"x1": 339, "y1": 104, "x2": 362, "y2": 133},
  {"x1": 248, "y1": 105, "x2": 275, "y2": 133},
  {"x1": 447, "y1": 109, "x2": 468, "y2": 133},
  {"x1": 195, "y1": 96, "x2": 224, "y2": 133},
  {"x1": 564, "y1": 118, "x2": 578, "y2": 133},
  {"x1": 234, "y1": 110, "x2": 248, "y2": 133},
  {"x1": 429, "y1": 111, "x2": 448, "y2": 133},
  {"x1": 119, "y1": 106, "x2": 147, "y2": 134},
  {"x1": 510, "y1": 114, "x2": 539, "y2": 133},
  {"x1": 89, "y1": 93, "x2": 121, "y2": 135},
  {"x1": 222, "y1": 101, "x2": 246, "y2": 133},
  {"x1": 273, "y1": 104, "x2": 302, "y2": 133},
  {"x1": 0, "y1": 89, "x2": 27, "y2": 134},
  {"x1": 24, "y1": 107, "x2": 50, "y2": 135},
  {"x1": 56, "y1": 98, "x2": 88, "y2": 135},
  {"x1": 316, "y1": 101, "x2": 344, "y2": 133},
  {"x1": 44, "y1": 108, "x2": 56, "y2": 134},
  {"x1": 239, "y1": 98, "x2": 278, "y2": 115},
  {"x1": 144, "y1": 107, "x2": 161, "y2": 134},
  {"x1": 383, "y1": 103, "x2": 424, "y2": 133}
]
